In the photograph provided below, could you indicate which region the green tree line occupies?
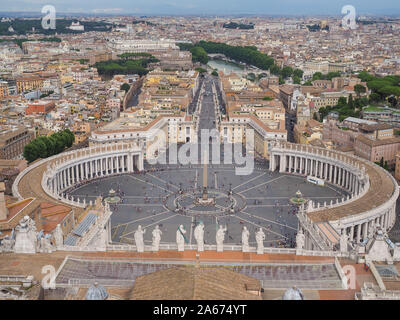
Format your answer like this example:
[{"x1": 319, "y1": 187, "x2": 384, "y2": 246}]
[
  {"x1": 23, "y1": 129, "x2": 75, "y2": 163},
  {"x1": 317, "y1": 94, "x2": 369, "y2": 122},
  {"x1": 93, "y1": 55, "x2": 158, "y2": 77},
  {"x1": 0, "y1": 37, "x2": 61, "y2": 49},
  {"x1": 358, "y1": 71, "x2": 400, "y2": 107},
  {"x1": 178, "y1": 41, "x2": 304, "y2": 82}
]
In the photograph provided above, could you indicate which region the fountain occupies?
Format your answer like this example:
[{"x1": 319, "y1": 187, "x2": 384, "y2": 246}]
[
  {"x1": 290, "y1": 190, "x2": 306, "y2": 205},
  {"x1": 104, "y1": 189, "x2": 121, "y2": 204}
]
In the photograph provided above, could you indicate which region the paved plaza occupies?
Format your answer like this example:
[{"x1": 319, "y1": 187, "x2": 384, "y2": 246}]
[
  {"x1": 68, "y1": 75, "x2": 349, "y2": 249},
  {"x1": 69, "y1": 159, "x2": 348, "y2": 248}
]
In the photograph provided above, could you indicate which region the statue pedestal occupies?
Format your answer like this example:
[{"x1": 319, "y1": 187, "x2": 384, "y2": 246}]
[
  {"x1": 256, "y1": 246, "x2": 264, "y2": 255},
  {"x1": 216, "y1": 244, "x2": 223, "y2": 252},
  {"x1": 14, "y1": 231, "x2": 36, "y2": 254},
  {"x1": 177, "y1": 244, "x2": 184, "y2": 252},
  {"x1": 242, "y1": 245, "x2": 249, "y2": 253}
]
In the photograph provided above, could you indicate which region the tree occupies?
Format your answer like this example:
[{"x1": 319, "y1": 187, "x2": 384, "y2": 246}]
[
  {"x1": 354, "y1": 84, "x2": 366, "y2": 98},
  {"x1": 338, "y1": 97, "x2": 347, "y2": 107},
  {"x1": 31, "y1": 139, "x2": 47, "y2": 159},
  {"x1": 195, "y1": 67, "x2": 207, "y2": 74},
  {"x1": 293, "y1": 69, "x2": 304, "y2": 79},
  {"x1": 190, "y1": 46, "x2": 209, "y2": 64},
  {"x1": 348, "y1": 94, "x2": 354, "y2": 109},
  {"x1": 379, "y1": 157, "x2": 384, "y2": 168},
  {"x1": 358, "y1": 71, "x2": 375, "y2": 83},
  {"x1": 211, "y1": 70, "x2": 218, "y2": 77},
  {"x1": 262, "y1": 96, "x2": 273, "y2": 101},
  {"x1": 312, "y1": 72, "x2": 323, "y2": 81},
  {"x1": 270, "y1": 65, "x2": 280, "y2": 75},
  {"x1": 281, "y1": 66, "x2": 293, "y2": 79},
  {"x1": 384, "y1": 161, "x2": 388, "y2": 170},
  {"x1": 293, "y1": 75, "x2": 301, "y2": 84},
  {"x1": 120, "y1": 83, "x2": 130, "y2": 93},
  {"x1": 23, "y1": 143, "x2": 40, "y2": 163},
  {"x1": 369, "y1": 93, "x2": 381, "y2": 103},
  {"x1": 247, "y1": 73, "x2": 256, "y2": 82}
]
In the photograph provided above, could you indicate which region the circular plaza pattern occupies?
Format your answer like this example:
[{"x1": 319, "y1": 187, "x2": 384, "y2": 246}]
[{"x1": 67, "y1": 160, "x2": 348, "y2": 248}]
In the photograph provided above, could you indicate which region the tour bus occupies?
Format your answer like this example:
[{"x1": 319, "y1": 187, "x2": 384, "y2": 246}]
[{"x1": 306, "y1": 176, "x2": 325, "y2": 186}]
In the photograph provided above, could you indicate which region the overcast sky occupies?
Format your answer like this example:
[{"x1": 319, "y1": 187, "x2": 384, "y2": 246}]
[{"x1": 1, "y1": 0, "x2": 399, "y2": 15}]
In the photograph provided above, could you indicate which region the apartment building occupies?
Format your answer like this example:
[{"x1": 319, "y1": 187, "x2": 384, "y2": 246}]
[
  {"x1": 0, "y1": 81, "x2": 9, "y2": 99},
  {"x1": 16, "y1": 76, "x2": 43, "y2": 93},
  {"x1": 0, "y1": 127, "x2": 35, "y2": 160}
]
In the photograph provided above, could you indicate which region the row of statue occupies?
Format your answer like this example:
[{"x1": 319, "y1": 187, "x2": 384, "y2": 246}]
[
  {"x1": 133, "y1": 223, "x2": 267, "y2": 254},
  {"x1": 0, "y1": 216, "x2": 60, "y2": 254}
]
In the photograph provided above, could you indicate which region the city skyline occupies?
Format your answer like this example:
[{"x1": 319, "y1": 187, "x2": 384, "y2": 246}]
[{"x1": 0, "y1": 0, "x2": 400, "y2": 16}]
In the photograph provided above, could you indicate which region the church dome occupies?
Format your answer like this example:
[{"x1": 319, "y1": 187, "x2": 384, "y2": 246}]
[
  {"x1": 85, "y1": 282, "x2": 108, "y2": 300},
  {"x1": 282, "y1": 287, "x2": 304, "y2": 300}
]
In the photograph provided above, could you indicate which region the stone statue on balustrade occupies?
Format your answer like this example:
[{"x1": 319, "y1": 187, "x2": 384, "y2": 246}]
[
  {"x1": 194, "y1": 222, "x2": 205, "y2": 252},
  {"x1": 176, "y1": 225, "x2": 186, "y2": 252},
  {"x1": 255, "y1": 228, "x2": 265, "y2": 255},
  {"x1": 306, "y1": 200, "x2": 314, "y2": 212},
  {"x1": 0, "y1": 234, "x2": 15, "y2": 252},
  {"x1": 152, "y1": 225, "x2": 162, "y2": 252},
  {"x1": 296, "y1": 229, "x2": 305, "y2": 251},
  {"x1": 14, "y1": 216, "x2": 37, "y2": 254},
  {"x1": 216, "y1": 225, "x2": 227, "y2": 252},
  {"x1": 242, "y1": 226, "x2": 250, "y2": 252},
  {"x1": 134, "y1": 225, "x2": 146, "y2": 253},
  {"x1": 39, "y1": 234, "x2": 54, "y2": 253},
  {"x1": 53, "y1": 224, "x2": 64, "y2": 248},
  {"x1": 340, "y1": 230, "x2": 349, "y2": 253}
]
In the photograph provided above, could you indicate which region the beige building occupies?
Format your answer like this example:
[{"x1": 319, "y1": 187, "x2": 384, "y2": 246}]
[
  {"x1": 0, "y1": 127, "x2": 35, "y2": 160},
  {"x1": 220, "y1": 112, "x2": 287, "y2": 159},
  {"x1": 90, "y1": 112, "x2": 196, "y2": 158},
  {"x1": 354, "y1": 135, "x2": 400, "y2": 168}
]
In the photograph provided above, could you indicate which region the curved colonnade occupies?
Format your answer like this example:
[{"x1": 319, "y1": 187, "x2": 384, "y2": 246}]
[
  {"x1": 13, "y1": 143, "x2": 144, "y2": 209},
  {"x1": 13, "y1": 141, "x2": 398, "y2": 254},
  {"x1": 270, "y1": 142, "x2": 399, "y2": 249}
]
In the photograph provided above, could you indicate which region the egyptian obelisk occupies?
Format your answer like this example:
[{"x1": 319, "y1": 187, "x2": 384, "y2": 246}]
[{"x1": 202, "y1": 149, "x2": 208, "y2": 200}]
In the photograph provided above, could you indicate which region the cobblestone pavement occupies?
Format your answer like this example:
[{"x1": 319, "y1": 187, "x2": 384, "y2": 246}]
[{"x1": 69, "y1": 161, "x2": 347, "y2": 248}]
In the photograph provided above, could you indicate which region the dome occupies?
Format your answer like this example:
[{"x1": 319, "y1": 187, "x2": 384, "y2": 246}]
[
  {"x1": 85, "y1": 282, "x2": 108, "y2": 300},
  {"x1": 282, "y1": 287, "x2": 304, "y2": 300}
]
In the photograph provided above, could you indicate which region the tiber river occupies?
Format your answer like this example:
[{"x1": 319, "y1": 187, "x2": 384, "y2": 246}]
[{"x1": 207, "y1": 59, "x2": 244, "y2": 74}]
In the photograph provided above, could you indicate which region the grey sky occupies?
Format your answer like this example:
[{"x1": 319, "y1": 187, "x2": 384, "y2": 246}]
[{"x1": 0, "y1": 0, "x2": 399, "y2": 15}]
